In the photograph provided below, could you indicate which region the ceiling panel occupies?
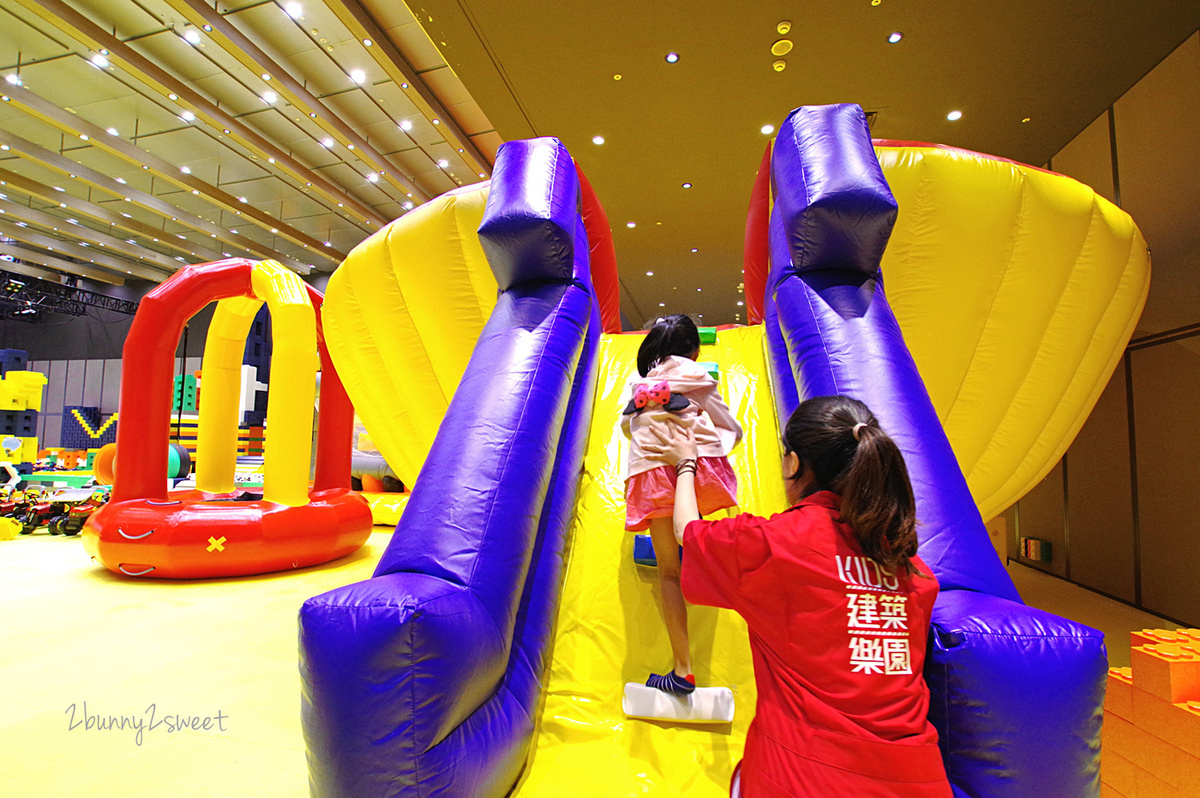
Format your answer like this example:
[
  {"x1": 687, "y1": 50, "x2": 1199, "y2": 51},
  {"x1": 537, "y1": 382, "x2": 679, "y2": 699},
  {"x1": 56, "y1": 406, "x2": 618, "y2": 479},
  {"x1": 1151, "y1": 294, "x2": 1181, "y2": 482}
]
[
  {"x1": 0, "y1": 9, "x2": 73, "y2": 63},
  {"x1": 73, "y1": 0, "x2": 166, "y2": 40},
  {"x1": 385, "y1": 21, "x2": 446, "y2": 73}
]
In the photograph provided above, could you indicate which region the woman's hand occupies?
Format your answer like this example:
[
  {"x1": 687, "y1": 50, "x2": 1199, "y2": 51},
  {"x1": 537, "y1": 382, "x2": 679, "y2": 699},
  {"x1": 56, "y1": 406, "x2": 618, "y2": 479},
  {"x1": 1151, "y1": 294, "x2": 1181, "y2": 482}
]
[{"x1": 643, "y1": 416, "x2": 699, "y2": 465}]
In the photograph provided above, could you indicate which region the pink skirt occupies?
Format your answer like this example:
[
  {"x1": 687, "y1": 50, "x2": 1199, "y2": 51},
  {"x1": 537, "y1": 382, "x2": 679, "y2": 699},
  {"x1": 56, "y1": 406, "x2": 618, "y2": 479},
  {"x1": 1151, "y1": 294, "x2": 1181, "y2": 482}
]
[{"x1": 625, "y1": 456, "x2": 738, "y2": 531}]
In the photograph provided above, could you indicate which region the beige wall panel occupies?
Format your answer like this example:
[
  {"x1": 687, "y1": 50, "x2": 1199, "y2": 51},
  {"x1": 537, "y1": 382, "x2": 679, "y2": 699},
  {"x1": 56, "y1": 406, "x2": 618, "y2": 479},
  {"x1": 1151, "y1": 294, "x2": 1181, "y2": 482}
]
[
  {"x1": 1066, "y1": 358, "x2": 1136, "y2": 602},
  {"x1": 1114, "y1": 33, "x2": 1200, "y2": 334},
  {"x1": 1014, "y1": 461, "x2": 1068, "y2": 578},
  {"x1": 1130, "y1": 340, "x2": 1200, "y2": 625},
  {"x1": 1053, "y1": 112, "x2": 1115, "y2": 203}
]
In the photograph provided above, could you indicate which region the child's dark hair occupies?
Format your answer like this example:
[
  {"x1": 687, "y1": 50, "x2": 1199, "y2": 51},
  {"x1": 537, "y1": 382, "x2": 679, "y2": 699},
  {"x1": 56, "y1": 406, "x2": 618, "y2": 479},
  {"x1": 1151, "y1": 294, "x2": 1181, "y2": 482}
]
[
  {"x1": 783, "y1": 395, "x2": 921, "y2": 575},
  {"x1": 637, "y1": 314, "x2": 701, "y2": 377}
]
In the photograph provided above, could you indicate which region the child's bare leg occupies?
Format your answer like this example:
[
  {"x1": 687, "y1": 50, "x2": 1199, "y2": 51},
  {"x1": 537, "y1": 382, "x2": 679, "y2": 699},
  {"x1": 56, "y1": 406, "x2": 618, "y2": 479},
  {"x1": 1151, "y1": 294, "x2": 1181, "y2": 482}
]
[{"x1": 648, "y1": 515, "x2": 691, "y2": 677}]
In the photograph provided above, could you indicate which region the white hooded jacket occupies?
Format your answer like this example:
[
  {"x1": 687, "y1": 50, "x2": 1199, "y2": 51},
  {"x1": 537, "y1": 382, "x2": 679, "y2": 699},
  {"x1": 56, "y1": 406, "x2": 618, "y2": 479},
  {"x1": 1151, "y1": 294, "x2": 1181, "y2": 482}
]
[{"x1": 620, "y1": 355, "x2": 744, "y2": 480}]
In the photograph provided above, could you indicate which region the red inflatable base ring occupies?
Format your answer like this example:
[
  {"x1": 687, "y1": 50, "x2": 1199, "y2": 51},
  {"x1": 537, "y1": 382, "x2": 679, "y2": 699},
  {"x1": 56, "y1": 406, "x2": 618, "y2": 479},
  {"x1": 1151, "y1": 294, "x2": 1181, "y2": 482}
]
[{"x1": 81, "y1": 488, "x2": 373, "y2": 579}]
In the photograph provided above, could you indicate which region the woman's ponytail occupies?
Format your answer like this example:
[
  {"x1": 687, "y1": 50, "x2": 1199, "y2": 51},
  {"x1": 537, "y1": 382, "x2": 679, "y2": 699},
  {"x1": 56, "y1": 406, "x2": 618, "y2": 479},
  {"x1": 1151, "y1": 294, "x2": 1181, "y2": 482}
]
[
  {"x1": 783, "y1": 395, "x2": 921, "y2": 576},
  {"x1": 838, "y1": 424, "x2": 919, "y2": 575}
]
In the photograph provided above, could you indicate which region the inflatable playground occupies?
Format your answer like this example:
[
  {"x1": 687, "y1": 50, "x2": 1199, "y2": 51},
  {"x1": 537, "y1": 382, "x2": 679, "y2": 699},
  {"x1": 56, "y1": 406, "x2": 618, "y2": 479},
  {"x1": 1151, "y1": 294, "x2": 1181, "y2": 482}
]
[{"x1": 46, "y1": 102, "x2": 1153, "y2": 796}]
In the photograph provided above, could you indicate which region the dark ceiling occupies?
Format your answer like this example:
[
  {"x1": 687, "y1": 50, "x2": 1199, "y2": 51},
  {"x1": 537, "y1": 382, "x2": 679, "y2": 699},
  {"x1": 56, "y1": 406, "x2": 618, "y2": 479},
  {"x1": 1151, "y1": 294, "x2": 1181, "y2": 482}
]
[{"x1": 414, "y1": 0, "x2": 1200, "y2": 326}]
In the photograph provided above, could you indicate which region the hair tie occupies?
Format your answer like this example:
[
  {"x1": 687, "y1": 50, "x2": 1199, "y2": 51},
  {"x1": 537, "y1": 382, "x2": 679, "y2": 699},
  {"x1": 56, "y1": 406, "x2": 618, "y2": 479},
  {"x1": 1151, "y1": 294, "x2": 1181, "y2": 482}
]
[{"x1": 852, "y1": 422, "x2": 867, "y2": 441}]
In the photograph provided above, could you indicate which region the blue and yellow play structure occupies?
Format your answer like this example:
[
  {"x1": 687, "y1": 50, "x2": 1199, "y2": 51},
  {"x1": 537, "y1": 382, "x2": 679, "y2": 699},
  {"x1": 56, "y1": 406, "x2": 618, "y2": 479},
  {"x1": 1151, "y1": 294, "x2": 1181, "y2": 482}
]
[{"x1": 300, "y1": 105, "x2": 1148, "y2": 797}]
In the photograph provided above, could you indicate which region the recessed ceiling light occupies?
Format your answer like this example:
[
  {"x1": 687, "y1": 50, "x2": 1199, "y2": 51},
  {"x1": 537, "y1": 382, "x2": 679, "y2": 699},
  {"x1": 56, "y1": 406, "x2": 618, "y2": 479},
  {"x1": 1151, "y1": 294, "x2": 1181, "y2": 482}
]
[
  {"x1": 665, "y1": 52, "x2": 679, "y2": 63},
  {"x1": 261, "y1": 73, "x2": 272, "y2": 81},
  {"x1": 90, "y1": 54, "x2": 108, "y2": 68},
  {"x1": 772, "y1": 60, "x2": 786, "y2": 72},
  {"x1": 399, "y1": 119, "x2": 413, "y2": 131},
  {"x1": 168, "y1": 93, "x2": 178, "y2": 100},
  {"x1": 592, "y1": 135, "x2": 605, "y2": 145},
  {"x1": 203, "y1": 25, "x2": 211, "y2": 32},
  {"x1": 285, "y1": 2, "x2": 302, "y2": 18},
  {"x1": 646, "y1": 271, "x2": 654, "y2": 276},
  {"x1": 626, "y1": 222, "x2": 636, "y2": 228},
  {"x1": 115, "y1": 177, "x2": 126, "y2": 184},
  {"x1": 268, "y1": 157, "x2": 276, "y2": 164},
  {"x1": 432, "y1": 119, "x2": 440, "y2": 125},
  {"x1": 888, "y1": 32, "x2": 903, "y2": 43},
  {"x1": 737, "y1": 301, "x2": 744, "y2": 306},
  {"x1": 270, "y1": 228, "x2": 278, "y2": 233},
  {"x1": 79, "y1": 134, "x2": 89, "y2": 141},
  {"x1": 401, "y1": 82, "x2": 409, "y2": 89},
  {"x1": 321, "y1": 137, "x2": 334, "y2": 147},
  {"x1": 238, "y1": 196, "x2": 247, "y2": 203},
  {"x1": 0, "y1": 145, "x2": 7, "y2": 150},
  {"x1": 106, "y1": 127, "x2": 118, "y2": 135},
  {"x1": 947, "y1": 110, "x2": 963, "y2": 121},
  {"x1": 366, "y1": 172, "x2": 378, "y2": 183},
  {"x1": 350, "y1": 69, "x2": 366, "y2": 84},
  {"x1": 771, "y1": 39, "x2": 793, "y2": 56},
  {"x1": 363, "y1": 38, "x2": 373, "y2": 47},
  {"x1": 696, "y1": 288, "x2": 702, "y2": 292},
  {"x1": 180, "y1": 166, "x2": 191, "y2": 174},
  {"x1": 181, "y1": 111, "x2": 195, "y2": 121},
  {"x1": 691, "y1": 248, "x2": 698, "y2": 253},
  {"x1": 1022, "y1": 117, "x2": 1031, "y2": 123},
  {"x1": 437, "y1": 159, "x2": 449, "y2": 168},
  {"x1": 682, "y1": 182, "x2": 692, "y2": 188},
  {"x1": 761, "y1": 124, "x2": 775, "y2": 135},
  {"x1": 4, "y1": 75, "x2": 19, "y2": 86},
  {"x1": 183, "y1": 29, "x2": 201, "y2": 45},
  {"x1": 614, "y1": 74, "x2": 622, "y2": 80},
  {"x1": 658, "y1": 302, "x2": 665, "y2": 307},
  {"x1": 263, "y1": 91, "x2": 277, "y2": 103},
  {"x1": 479, "y1": 172, "x2": 486, "y2": 177}
]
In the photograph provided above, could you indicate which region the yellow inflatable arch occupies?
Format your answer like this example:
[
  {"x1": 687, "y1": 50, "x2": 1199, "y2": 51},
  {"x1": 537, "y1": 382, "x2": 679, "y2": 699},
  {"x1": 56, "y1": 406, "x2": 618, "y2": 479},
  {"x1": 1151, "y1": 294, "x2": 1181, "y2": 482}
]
[
  {"x1": 322, "y1": 183, "x2": 496, "y2": 488},
  {"x1": 876, "y1": 143, "x2": 1150, "y2": 520}
]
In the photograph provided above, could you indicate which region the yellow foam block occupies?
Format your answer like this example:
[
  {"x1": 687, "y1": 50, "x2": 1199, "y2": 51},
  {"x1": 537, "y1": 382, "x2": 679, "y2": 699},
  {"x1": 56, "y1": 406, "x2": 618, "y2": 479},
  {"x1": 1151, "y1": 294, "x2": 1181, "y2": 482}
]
[
  {"x1": 0, "y1": 371, "x2": 46, "y2": 411},
  {"x1": 1100, "y1": 749, "x2": 1135, "y2": 797},
  {"x1": 1132, "y1": 644, "x2": 1200, "y2": 703},
  {"x1": 1106, "y1": 667, "x2": 1134, "y2": 721}
]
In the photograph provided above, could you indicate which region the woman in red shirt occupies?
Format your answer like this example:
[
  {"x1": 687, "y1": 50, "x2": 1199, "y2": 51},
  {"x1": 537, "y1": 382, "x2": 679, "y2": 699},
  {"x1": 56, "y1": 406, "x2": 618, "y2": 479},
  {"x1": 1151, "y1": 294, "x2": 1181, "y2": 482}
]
[{"x1": 644, "y1": 395, "x2": 952, "y2": 797}]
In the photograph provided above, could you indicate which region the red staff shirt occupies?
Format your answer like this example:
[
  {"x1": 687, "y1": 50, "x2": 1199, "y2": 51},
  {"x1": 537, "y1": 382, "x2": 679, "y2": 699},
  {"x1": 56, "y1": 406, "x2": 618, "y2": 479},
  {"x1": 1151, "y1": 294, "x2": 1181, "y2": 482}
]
[{"x1": 682, "y1": 491, "x2": 952, "y2": 797}]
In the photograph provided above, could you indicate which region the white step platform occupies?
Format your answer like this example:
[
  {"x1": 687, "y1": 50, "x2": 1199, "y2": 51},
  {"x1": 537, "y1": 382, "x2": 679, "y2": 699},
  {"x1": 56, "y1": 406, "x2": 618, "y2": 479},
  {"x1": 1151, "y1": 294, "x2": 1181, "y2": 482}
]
[{"x1": 622, "y1": 682, "x2": 735, "y2": 724}]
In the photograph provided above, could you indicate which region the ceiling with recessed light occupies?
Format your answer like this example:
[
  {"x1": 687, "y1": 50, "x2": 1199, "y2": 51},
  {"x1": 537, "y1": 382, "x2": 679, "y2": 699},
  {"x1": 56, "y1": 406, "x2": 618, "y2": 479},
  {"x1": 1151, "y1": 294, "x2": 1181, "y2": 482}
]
[
  {"x1": 0, "y1": 0, "x2": 1197, "y2": 328},
  {"x1": 0, "y1": 0, "x2": 499, "y2": 288},
  {"x1": 416, "y1": 0, "x2": 1200, "y2": 326}
]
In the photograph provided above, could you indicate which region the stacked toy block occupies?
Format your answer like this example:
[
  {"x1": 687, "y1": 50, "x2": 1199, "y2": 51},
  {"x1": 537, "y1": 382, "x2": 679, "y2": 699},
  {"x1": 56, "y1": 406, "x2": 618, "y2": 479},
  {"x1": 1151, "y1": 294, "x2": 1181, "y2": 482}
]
[
  {"x1": 0, "y1": 354, "x2": 45, "y2": 465},
  {"x1": 242, "y1": 305, "x2": 271, "y2": 426},
  {"x1": 173, "y1": 374, "x2": 199, "y2": 414},
  {"x1": 0, "y1": 348, "x2": 27, "y2": 376},
  {"x1": 1102, "y1": 628, "x2": 1200, "y2": 796},
  {"x1": 61, "y1": 406, "x2": 118, "y2": 449}
]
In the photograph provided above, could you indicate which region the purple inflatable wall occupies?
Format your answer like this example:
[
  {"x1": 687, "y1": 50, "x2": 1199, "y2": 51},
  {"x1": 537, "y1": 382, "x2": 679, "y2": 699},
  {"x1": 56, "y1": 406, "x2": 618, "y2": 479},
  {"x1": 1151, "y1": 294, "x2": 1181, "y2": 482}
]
[
  {"x1": 767, "y1": 104, "x2": 1107, "y2": 798},
  {"x1": 299, "y1": 137, "x2": 600, "y2": 797}
]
